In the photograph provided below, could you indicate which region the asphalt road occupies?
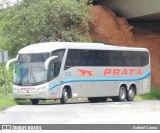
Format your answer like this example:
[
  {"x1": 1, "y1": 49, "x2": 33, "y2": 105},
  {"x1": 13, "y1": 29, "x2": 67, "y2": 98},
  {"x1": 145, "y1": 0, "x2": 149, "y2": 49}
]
[{"x1": 0, "y1": 100, "x2": 160, "y2": 124}]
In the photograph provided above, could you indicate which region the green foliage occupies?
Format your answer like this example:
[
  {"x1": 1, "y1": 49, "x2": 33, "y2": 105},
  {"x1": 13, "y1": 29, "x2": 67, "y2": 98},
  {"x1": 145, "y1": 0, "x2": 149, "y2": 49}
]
[
  {"x1": 0, "y1": 64, "x2": 13, "y2": 95},
  {"x1": 0, "y1": 93, "x2": 16, "y2": 111},
  {"x1": 135, "y1": 87, "x2": 160, "y2": 100},
  {"x1": 0, "y1": 10, "x2": 7, "y2": 51},
  {"x1": 0, "y1": 0, "x2": 92, "y2": 109},
  {"x1": 1, "y1": 0, "x2": 91, "y2": 56}
]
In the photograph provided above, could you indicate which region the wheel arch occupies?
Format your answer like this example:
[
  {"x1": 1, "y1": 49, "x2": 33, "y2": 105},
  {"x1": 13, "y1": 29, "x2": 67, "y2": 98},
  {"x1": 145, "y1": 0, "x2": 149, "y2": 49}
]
[
  {"x1": 129, "y1": 83, "x2": 137, "y2": 95},
  {"x1": 119, "y1": 83, "x2": 127, "y2": 91},
  {"x1": 113, "y1": 83, "x2": 127, "y2": 102},
  {"x1": 61, "y1": 84, "x2": 72, "y2": 98}
]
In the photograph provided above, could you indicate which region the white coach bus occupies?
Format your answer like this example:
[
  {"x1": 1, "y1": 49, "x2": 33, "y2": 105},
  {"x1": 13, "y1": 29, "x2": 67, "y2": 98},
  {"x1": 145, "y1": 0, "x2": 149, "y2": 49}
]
[{"x1": 6, "y1": 42, "x2": 151, "y2": 105}]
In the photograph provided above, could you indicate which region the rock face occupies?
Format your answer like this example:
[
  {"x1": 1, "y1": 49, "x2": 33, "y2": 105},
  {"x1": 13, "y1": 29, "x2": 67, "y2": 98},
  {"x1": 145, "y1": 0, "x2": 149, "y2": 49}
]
[{"x1": 90, "y1": 5, "x2": 160, "y2": 88}]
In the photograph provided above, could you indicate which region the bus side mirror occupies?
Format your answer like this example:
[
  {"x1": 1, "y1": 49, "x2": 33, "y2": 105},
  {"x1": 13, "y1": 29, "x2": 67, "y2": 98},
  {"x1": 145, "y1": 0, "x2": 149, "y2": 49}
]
[
  {"x1": 45, "y1": 56, "x2": 58, "y2": 70},
  {"x1": 6, "y1": 58, "x2": 17, "y2": 71}
]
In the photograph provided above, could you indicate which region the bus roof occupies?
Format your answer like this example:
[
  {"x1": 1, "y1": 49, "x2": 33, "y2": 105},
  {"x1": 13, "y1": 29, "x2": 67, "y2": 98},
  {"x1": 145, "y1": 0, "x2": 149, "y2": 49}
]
[{"x1": 18, "y1": 42, "x2": 149, "y2": 54}]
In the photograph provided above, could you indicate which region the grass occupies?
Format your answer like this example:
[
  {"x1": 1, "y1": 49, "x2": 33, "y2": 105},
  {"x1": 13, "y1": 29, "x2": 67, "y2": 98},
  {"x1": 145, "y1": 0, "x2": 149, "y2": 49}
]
[
  {"x1": 0, "y1": 94, "x2": 16, "y2": 111},
  {"x1": 135, "y1": 87, "x2": 160, "y2": 100},
  {"x1": 0, "y1": 93, "x2": 57, "y2": 111}
]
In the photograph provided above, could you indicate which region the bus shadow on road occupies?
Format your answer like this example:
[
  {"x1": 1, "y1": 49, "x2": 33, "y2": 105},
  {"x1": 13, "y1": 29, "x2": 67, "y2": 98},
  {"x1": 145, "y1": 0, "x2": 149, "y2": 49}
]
[
  {"x1": 34, "y1": 100, "x2": 115, "y2": 106},
  {"x1": 16, "y1": 99, "x2": 138, "y2": 106}
]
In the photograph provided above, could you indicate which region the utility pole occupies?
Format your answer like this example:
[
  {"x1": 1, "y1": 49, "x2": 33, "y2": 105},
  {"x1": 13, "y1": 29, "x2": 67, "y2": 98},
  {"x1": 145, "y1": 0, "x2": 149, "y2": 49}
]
[
  {"x1": 0, "y1": 50, "x2": 8, "y2": 98},
  {"x1": 2, "y1": 51, "x2": 7, "y2": 98}
]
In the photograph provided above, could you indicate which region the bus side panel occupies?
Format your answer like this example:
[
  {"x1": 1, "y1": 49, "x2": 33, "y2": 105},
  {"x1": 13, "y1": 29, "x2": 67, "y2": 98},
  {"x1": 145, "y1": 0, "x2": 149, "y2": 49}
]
[
  {"x1": 134, "y1": 65, "x2": 151, "y2": 95},
  {"x1": 142, "y1": 75, "x2": 151, "y2": 94},
  {"x1": 48, "y1": 79, "x2": 63, "y2": 99},
  {"x1": 62, "y1": 66, "x2": 120, "y2": 98},
  {"x1": 141, "y1": 65, "x2": 151, "y2": 95},
  {"x1": 132, "y1": 81, "x2": 143, "y2": 95},
  {"x1": 69, "y1": 81, "x2": 119, "y2": 98}
]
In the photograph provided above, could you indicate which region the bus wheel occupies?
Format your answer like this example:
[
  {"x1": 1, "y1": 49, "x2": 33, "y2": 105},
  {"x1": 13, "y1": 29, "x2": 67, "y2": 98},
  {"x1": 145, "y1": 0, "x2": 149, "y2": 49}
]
[
  {"x1": 88, "y1": 97, "x2": 100, "y2": 103},
  {"x1": 31, "y1": 99, "x2": 39, "y2": 105},
  {"x1": 118, "y1": 86, "x2": 126, "y2": 101},
  {"x1": 126, "y1": 86, "x2": 136, "y2": 101},
  {"x1": 60, "y1": 88, "x2": 68, "y2": 104},
  {"x1": 100, "y1": 97, "x2": 107, "y2": 102},
  {"x1": 113, "y1": 86, "x2": 126, "y2": 102}
]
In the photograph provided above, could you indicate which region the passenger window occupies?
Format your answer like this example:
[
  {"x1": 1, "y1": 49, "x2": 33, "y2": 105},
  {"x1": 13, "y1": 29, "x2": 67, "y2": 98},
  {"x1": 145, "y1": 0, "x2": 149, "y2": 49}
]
[
  {"x1": 131, "y1": 52, "x2": 141, "y2": 66},
  {"x1": 123, "y1": 51, "x2": 131, "y2": 66},
  {"x1": 80, "y1": 50, "x2": 93, "y2": 66},
  {"x1": 108, "y1": 51, "x2": 120, "y2": 66},
  {"x1": 93, "y1": 50, "x2": 106, "y2": 66},
  {"x1": 65, "y1": 49, "x2": 148, "y2": 68},
  {"x1": 141, "y1": 52, "x2": 149, "y2": 66},
  {"x1": 65, "y1": 49, "x2": 80, "y2": 67}
]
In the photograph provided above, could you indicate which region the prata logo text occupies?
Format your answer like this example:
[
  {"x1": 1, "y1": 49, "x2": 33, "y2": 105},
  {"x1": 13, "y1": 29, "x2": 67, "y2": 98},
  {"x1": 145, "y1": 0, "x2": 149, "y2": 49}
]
[{"x1": 78, "y1": 68, "x2": 142, "y2": 76}]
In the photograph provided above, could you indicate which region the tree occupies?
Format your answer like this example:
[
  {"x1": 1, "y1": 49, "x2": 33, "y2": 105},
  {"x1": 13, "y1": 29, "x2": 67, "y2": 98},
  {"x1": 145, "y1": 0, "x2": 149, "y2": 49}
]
[{"x1": 2, "y1": 0, "x2": 91, "y2": 56}]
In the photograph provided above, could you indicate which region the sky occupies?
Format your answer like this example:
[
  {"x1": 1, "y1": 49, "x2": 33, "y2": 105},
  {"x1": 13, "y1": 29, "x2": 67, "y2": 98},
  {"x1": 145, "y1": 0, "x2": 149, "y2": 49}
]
[{"x1": 0, "y1": 0, "x2": 19, "y2": 8}]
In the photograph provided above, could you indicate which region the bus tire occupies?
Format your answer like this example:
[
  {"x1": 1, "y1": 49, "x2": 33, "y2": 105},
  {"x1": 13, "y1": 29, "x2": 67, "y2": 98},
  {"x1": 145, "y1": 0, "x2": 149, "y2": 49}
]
[
  {"x1": 88, "y1": 97, "x2": 100, "y2": 103},
  {"x1": 31, "y1": 99, "x2": 39, "y2": 105},
  {"x1": 113, "y1": 86, "x2": 126, "y2": 102},
  {"x1": 126, "y1": 86, "x2": 136, "y2": 101},
  {"x1": 118, "y1": 86, "x2": 126, "y2": 101},
  {"x1": 60, "y1": 88, "x2": 68, "y2": 104}
]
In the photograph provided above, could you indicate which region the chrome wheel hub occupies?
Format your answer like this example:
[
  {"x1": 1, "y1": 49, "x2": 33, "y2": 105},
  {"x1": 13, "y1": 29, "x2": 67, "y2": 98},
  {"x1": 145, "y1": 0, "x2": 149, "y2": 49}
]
[{"x1": 120, "y1": 89, "x2": 125, "y2": 99}]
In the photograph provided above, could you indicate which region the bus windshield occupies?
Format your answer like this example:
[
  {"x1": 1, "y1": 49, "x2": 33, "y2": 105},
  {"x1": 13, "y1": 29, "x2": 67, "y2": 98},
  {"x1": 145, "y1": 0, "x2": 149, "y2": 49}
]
[{"x1": 13, "y1": 53, "x2": 49, "y2": 86}]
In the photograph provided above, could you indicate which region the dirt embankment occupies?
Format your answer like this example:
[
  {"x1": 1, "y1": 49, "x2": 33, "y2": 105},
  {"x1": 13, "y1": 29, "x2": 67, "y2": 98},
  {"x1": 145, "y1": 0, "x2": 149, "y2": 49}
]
[{"x1": 90, "y1": 5, "x2": 160, "y2": 88}]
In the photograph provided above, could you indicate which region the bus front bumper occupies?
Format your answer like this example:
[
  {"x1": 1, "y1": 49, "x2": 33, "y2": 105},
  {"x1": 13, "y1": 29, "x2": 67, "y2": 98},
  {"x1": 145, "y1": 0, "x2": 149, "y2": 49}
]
[{"x1": 13, "y1": 85, "x2": 50, "y2": 99}]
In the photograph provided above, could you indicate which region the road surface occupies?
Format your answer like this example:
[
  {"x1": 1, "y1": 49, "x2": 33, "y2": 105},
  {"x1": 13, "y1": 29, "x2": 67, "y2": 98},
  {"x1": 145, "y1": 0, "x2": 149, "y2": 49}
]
[{"x1": 0, "y1": 100, "x2": 160, "y2": 124}]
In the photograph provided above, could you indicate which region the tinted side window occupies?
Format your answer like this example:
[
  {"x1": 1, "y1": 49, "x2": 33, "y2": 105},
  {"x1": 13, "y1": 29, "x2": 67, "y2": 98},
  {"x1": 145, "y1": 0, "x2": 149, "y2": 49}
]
[
  {"x1": 48, "y1": 62, "x2": 55, "y2": 81},
  {"x1": 52, "y1": 49, "x2": 65, "y2": 63},
  {"x1": 65, "y1": 49, "x2": 149, "y2": 67},
  {"x1": 119, "y1": 51, "x2": 131, "y2": 66},
  {"x1": 107, "y1": 51, "x2": 149, "y2": 67},
  {"x1": 130, "y1": 52, "x2": 141, "y2": 66},
  {"x1": 51, "y1": 49, "x2": 65, "y2": 74},
  {"x1": 93, "y1": 50, "x2": 107, "y2": 66},
  {"x1": 65, "y1": 49, "x2": 80, "y2": 67},
  {"x1": 80, "y1": 50, "x2": 93, "y2": 66},
  {"x1": 141, "y1": 52, "x2": 149, "y2": 66},
  {"x1": 48, "y1": 61, "x2": 59, "y2": 81},
  {"x1": 66, "y1": 49, "x2": 106, "y2": 67},
  {"x1": 108, "y1": 51, "x2": 120, "y2": 66}
]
